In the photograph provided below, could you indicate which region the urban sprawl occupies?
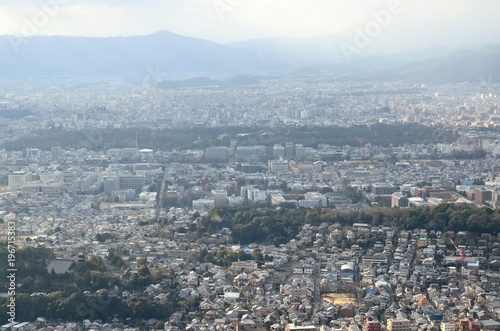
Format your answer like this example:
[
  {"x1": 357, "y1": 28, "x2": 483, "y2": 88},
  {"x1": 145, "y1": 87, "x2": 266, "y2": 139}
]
[{"x1": 1, "y1": 76, "x2": 500, "y2": 331}]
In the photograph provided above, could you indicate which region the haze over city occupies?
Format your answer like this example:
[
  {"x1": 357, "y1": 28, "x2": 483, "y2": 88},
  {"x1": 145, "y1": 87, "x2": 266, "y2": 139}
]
[
  {"x1": 1, "y1": 0, "x2": 500, "y2": 52},
  {"x1": 2, "y1": 0, "x2": 500, "y2": 330}
]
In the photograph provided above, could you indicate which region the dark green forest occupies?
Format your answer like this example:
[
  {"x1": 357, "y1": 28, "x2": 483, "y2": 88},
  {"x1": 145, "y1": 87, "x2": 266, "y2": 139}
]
[
  {"x1": 0, "y1": 248, "x2": 174, "y2": 325},
  {"x1": 2, "y1": 123, "x2": 455, "y2": 151},
  {"x1": 194, "y1": 203, "x2": 500, "y2": 246}
]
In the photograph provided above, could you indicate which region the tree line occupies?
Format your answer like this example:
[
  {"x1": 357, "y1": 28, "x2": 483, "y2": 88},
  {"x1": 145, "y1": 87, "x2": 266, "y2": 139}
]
[
  {"x1": 0, "y1": 247, "x2": 175, "y2": 325},
  {"x1": 192, "y1": 204, "x2": 500, "y2": 246},
  {"x1": 3, "y1": 123, "x2": 455, "y2": 151},
  {"x1": 2, "y1": 203, "x2": 499, "y2": 323},
  {"x1": 0, "y1": 289, "x2": 172, "y2": 325}
]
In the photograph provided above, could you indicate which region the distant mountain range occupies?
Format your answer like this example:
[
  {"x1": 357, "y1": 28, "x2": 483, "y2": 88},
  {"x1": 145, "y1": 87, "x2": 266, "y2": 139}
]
[
  {"x1": 366, "y1": 45, "x2": 500, "y2": 84},
  {"x1": 0, "y1": 31, "x2": 498, "y2": 84},
  {"x1": 0, "y1": 31, "x2": 281, "y2": 77}
]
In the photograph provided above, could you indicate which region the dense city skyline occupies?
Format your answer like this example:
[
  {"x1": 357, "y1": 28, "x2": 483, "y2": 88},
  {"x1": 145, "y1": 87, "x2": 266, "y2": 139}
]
[{"x1": 2, "y1": 0, "x2": 500, "y2": 328}]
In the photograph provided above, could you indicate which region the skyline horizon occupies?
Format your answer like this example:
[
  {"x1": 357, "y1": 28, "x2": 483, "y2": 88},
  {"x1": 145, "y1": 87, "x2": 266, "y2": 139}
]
[
  {"x1": 1, "y1": 28, "x2": 497, "y2": 55},
  {"x1": 1, "y1": 0, "x2": 499, "y2": 54}
]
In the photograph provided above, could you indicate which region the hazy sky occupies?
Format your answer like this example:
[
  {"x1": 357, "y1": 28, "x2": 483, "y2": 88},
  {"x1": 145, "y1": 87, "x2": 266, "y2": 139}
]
[{"x1": 1, "y1": 0, "x2": 499, "y2": 50}]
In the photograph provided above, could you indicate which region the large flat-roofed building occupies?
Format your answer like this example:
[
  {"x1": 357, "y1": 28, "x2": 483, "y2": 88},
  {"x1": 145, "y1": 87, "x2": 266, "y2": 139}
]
[
  {"x1": 205, "y1": 147, "x2": 230, "y2": 163},
  {"x1": 298, "y1": 192, "x2": 328, "y2": 208},
  {"x1": 268, "y1": 159, "x2": 289, "y2": 173},
  {"x1": 119, "y1": 175, "x2": 147, "y2": 191},
  {"x1": 106, "y1": 148, "x2": 140, "y2": 159},
  {"x1": 295, "y1": 144, "x2": 305, "y2": 161},
  {"x1": 102, "y1": 176, "x2": 119, "y2": 194},
  {"x1": 120, "y1": 148, "x2": 140, "y2": 159},
  {"x1": 271, "y1": 194, "x2": 287, "y2": 206},
  {"x1": 192, "y1": 199, "x2": 215, "y2": 211},
  {"x1": 212, "y1": 189, "x2": 228, "y2": 206},
  {"x1": 387, "y1": 319, "x2": 410, "y2": 331},
  {"x1": 235, "y1": 146, "x2": 267, "y2": 162},
  {"x1": 408, "y1": 197, "x2": 428, "y2": 208},
  {"x1": 391, "y1": 192, "x2": 409, "y2": 208},
  {"x1": 8, "y1": 171, "x2": 33, "y2": 191},
  {"x1": 238, "y1": 163, "x2": 267, "y2": 174},
  {"x1": 245, "y1": 187, "x2": 267, "y2": 201},
  {"x1": 440, "y1": 322, "x2": 455, "y2": 331},
  {"x1": 362, "y1": 253, "x2": 389, "y2": 265},
  {"x1": 372, "y1": 183, "x2": 396, "y2": 196},
  {"x1": 478, "y1": 319, "x2": 500, "y2": 331},
  {"x1": 22, "y1": 182, "x2": 65, "y2": 197},
  {"x1": 26, "y1": 148, "x2": 41, "y2": 159},
  {"x1": 364, "y1": 316, "x2": 382, "y2": 331},
  {"x1": 40, "y1": 171, "x2": 64, "y2": 184},
  {"x1": 475, "y1": 187, "x2": 492, "y2": 205}
]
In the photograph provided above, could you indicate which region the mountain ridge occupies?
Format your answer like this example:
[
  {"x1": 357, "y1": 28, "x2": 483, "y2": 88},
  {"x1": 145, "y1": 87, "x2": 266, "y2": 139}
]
[{"x1": 0, "y1": 31, "x2": 498, "y2": 84}]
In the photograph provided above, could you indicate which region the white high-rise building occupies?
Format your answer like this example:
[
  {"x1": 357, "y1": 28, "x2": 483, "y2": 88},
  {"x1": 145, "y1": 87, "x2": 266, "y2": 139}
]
[{"x1": 8, "y1": 171, "x2": 33, "y2": 191}]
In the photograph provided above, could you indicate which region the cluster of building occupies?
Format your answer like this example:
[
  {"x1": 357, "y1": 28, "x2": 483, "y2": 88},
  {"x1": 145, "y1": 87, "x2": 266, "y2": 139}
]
[
  {"x1": 0, "y1": 76, "x2": 498, "y2": 138},
  {"x1": 0, "y1": 76, "x2": 500, "y2": 330},
  {"x1": 5, "y1": 158, "x2": 159, "y2": 206},
  {"x1": 4, "y1": 208, "x2": 500, "y2": 331}
]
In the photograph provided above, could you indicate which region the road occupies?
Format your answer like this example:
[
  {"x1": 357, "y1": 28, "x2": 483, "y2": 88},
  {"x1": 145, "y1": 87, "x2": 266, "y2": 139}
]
[
  {"x1": 311, "y1": 257, "x2": 321, "y2": 320},
  {"x1": 155, "y1": 166, "x2": 167, "y2": 219},
  {"x1": 354, "y1": 256, "x2": 361, "y2": 308}
]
